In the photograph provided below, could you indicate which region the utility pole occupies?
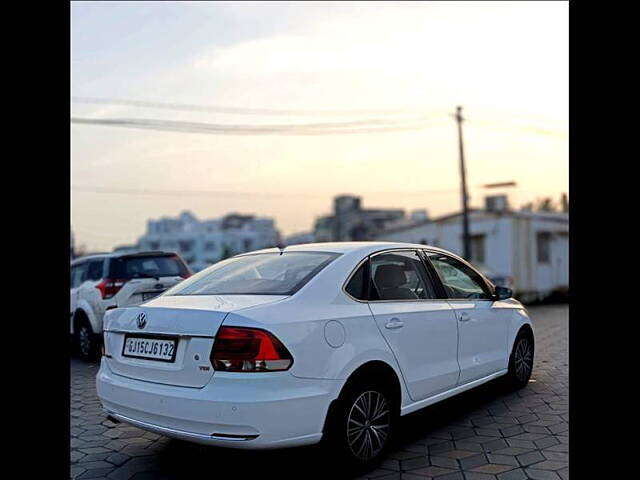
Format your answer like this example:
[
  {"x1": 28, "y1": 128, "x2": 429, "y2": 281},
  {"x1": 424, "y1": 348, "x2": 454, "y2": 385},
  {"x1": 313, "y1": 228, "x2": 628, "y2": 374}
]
[{"x1": 455, "y1": 106, "x2": 471, "y2": 260}]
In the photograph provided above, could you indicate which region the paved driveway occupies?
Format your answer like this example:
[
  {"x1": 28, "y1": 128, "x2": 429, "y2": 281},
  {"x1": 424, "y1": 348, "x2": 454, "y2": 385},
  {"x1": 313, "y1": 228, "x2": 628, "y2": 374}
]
[{"x1": 70, "y1": 304, "x2": 568, "y2": 480}]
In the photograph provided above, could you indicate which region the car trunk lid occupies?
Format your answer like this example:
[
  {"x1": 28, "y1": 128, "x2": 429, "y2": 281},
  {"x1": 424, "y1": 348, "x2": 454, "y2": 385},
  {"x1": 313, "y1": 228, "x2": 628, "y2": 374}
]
[
  {"x1": 116, "y1": 275, "x2": 184, "y2": 307},
  {"x1": 103, "y1": 294, "x2": 287, "y2": 387}
]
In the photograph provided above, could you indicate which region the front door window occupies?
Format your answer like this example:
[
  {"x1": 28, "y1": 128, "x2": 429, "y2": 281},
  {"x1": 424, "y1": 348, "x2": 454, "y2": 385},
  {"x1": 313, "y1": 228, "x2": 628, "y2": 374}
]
[{"x1": 426, "y1": 252, "x2": 491, "y2": 300}]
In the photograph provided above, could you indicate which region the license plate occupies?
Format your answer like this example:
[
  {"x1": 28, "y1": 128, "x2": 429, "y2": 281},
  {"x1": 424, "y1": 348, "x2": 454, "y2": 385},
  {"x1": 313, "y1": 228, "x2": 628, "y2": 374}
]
[
  {"x1": 122, "y1": 335, "x2": 177, "y2": 362},
  {"x1": 142, "y1": 291, "x2": 163, "y2": 301}
]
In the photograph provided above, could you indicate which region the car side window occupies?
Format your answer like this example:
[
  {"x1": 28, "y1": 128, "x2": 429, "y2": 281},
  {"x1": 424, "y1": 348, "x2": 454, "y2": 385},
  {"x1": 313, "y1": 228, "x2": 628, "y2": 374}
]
[
  {"x1": 87, "y1": 260, "x2": 104, "y2": 282},
  {"x1": 71, "y1": 263, "x2": 88, "y2": 288},
  {"x1": 426, "y1": 252, "x2": 491, "y2": 300},
  {"x1": 345, "y1": 260, "x2": 368, "y2": 300},
  {"x1": 370, "y1": 251, "x2": 435, "y2": 301}
]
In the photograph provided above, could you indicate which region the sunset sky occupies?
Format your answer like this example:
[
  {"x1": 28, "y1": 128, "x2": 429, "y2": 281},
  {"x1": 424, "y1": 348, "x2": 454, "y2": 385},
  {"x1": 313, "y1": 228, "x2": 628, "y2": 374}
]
[{"x1": 71, "y1": 1, "x2": 568, "y2": 252}]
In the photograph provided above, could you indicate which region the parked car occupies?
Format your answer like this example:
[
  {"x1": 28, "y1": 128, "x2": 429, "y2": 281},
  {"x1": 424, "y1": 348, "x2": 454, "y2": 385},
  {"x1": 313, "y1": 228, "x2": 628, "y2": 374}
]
[
  {"x1": 71, "y1": 251, "x2": 192, "y2": 360},
  {"x1": 96, "y1": 242, "x2": 534, "y2": 470}
]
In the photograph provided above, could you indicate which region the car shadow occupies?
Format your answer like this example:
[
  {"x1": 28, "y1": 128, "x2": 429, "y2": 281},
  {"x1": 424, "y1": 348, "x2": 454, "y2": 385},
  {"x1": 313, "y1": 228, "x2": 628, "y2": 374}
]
[
  {"x1": 393, "y1": 378, "x2": 514, "y2": 450},
  {"x1": 149, "y1": 379, "x2": 515, "y2": 480}
]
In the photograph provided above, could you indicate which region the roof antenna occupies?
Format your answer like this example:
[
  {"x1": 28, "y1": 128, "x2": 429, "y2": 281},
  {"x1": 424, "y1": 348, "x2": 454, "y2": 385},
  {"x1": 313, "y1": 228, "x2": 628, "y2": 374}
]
[{"x1": 276, "y1": 243, "x2": 286, "y2": 255}]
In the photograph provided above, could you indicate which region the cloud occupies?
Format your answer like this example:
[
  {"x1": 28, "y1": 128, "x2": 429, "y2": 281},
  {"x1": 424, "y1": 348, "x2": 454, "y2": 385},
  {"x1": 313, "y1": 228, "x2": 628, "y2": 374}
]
[{"x1": 71, "y1": 1, "x2": 568, "y2": 250}]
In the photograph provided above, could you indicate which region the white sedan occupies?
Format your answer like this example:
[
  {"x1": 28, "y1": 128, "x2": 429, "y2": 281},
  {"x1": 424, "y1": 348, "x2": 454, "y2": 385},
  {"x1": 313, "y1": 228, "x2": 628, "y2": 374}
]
[{"x1": 96, "y1": 242, "x2": 534, "y2": 470}]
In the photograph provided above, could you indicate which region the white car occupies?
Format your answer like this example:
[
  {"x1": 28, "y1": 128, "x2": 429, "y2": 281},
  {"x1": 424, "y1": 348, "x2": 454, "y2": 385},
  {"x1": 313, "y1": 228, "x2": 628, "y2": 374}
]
[
  {"x1": 71, "y1": 251, "x2": 192, "y2": 360},
  {"x1": 96, "y1": 242, "x2": 534, "y2": 469}
]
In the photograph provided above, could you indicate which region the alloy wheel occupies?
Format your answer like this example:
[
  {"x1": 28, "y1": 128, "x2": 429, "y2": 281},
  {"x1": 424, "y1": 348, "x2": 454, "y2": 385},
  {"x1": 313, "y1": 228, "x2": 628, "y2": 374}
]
[
  {"x1": 346, "y1": 390, "x2": 390, "y2": 461},
  {"x1": 514, "y1": 337, "x2": 533, "y2": 382},
  {"x1": 79, "y1": 325, "x2": 91, "y2": 357}
]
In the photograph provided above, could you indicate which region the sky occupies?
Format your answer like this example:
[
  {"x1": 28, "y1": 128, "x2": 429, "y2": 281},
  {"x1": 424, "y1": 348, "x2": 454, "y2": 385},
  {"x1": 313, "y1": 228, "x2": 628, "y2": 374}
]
[{"x1": 71, "y1": 1, "x2": 568, "y2": 252}]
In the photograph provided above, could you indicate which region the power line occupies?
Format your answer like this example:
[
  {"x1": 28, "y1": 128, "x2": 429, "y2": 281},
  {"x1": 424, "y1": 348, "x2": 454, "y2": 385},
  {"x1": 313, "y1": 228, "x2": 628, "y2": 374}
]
[
  {"x1": 468, "y1": 119, "x2": 567, "y2": 138},
  {"x1": 71, "y1": 114, "x2": 566, "y2": 139},
  {"x1": 70, "y1": 116, "x2": 435, "y2": 136},
  {"x1": 72, "y1": 97, "x2": 566, "y2": 137},
  {"x1": 72, "y1": 96, "x2": 425, "y2": 117}
]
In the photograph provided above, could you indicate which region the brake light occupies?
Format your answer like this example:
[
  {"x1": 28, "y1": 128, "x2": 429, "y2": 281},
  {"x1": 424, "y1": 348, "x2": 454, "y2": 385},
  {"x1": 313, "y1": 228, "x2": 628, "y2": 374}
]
[
  {"x1": 96, "y1": 278, "x2": 128, "y2": 299},
  {"x1": 168, "y1": 255, "x2": 191, "y2": 279},
  {"x1": 101, "y1": 333, "x2": 110, "y2": 357},
  {"x1": 211, "y1": 326, "x2": 293, "y2": 372}
]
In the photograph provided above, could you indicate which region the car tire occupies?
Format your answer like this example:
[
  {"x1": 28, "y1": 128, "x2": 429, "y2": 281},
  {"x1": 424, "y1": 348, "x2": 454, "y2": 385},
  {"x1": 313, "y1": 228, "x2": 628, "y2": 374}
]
[
  {"x1": 76, "y1": 319, "x2": 100, "y2": 361},
  {"x1": 323, "y1": 378, "x2": 397, "y2": 473},
  {"x1": 505, "y1": 330, "x2": 534, "y2": 389}
]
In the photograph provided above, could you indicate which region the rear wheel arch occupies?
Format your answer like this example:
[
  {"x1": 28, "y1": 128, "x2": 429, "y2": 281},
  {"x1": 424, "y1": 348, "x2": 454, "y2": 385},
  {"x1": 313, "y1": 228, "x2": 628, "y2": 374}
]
[
  {"x1": 74, "y1": 301, "x2": 101, "y2": 332},
  {"x1": 73, "y1": 309, "x2": 101, "y2": 360},
  {"x1": 73, "y1": 309, "x2": 91, "y2": 333},
  {"x1": 323, "y1": 360, "x2": 402, "y2": 434}
]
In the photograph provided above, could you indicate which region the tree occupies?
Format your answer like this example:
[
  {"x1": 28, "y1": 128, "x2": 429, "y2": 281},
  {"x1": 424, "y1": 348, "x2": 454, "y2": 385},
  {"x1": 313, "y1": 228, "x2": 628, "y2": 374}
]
[
  {"x1": 520, "y1": 196, "x2": 561, "y2": 213},
  {"x1": 536, "y1": 197, "x2": 556, "y2": 212}
]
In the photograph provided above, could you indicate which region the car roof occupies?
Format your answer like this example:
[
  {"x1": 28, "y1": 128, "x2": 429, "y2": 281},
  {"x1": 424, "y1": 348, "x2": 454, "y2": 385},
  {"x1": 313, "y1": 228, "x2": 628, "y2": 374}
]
[
  {"x1": 240, "y1": 241, "x2": 452, "y2": 257},
  {"x1": 71, "y1": 251, "x2": 178, "y2": 265},
  {"x1": 231, "y1": 242, "x2": 468, "y2": 303}
]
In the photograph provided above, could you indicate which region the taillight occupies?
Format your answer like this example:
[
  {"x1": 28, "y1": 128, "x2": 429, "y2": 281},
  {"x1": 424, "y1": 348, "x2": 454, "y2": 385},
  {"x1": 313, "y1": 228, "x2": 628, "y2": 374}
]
[
  {"x1": 96, "y1": 278, "x2": 128, "y2": 299},
  {"x1": 101, "y1": 332, "x2": 108, "y2": 357},
  {"x1": 211, "y1": 326, "x2": 293, "y2": 372},
  {"x1": 180, "y1": 273, "x2": 191, "y2": 279}
]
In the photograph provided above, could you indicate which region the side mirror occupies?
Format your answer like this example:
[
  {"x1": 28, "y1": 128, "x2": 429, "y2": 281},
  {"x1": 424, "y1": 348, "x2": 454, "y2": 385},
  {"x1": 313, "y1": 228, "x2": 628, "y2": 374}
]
[{"x1": 494, "y1": 286, "x2": 513, "y2": 300}]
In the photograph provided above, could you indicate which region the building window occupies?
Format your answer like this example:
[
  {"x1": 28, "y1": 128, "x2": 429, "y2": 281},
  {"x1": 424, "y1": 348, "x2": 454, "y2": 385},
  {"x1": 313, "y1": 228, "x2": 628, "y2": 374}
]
[
  {"x1": 178, "y1": 240, "x2": 194, "y2": 253},
  {"x1": 537, "y1": 232, "x2": 551, "y2": 263},
  {"x1": 470, "y1": 234, "x2": 486, "y2": 264}
]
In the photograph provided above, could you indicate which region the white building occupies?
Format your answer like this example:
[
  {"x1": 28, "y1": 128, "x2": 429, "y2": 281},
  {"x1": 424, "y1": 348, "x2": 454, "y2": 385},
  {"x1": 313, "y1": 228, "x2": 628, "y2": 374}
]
[
  {"x1": 376, "y1": 205, "x2": 568, "y2": 303},
  {"x1": 313, "y1": 195, "x2": 406, "y2": 242},
  {"x1": 137, "y1": 211, "x2": 280, "y2": 272}
]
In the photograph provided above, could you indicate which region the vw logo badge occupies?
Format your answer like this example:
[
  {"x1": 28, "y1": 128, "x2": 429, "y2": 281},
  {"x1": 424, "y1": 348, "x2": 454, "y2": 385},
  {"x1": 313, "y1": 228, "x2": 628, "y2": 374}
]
[{"x1": 136, "y1": 312, "x2": 147, "y2": 329}]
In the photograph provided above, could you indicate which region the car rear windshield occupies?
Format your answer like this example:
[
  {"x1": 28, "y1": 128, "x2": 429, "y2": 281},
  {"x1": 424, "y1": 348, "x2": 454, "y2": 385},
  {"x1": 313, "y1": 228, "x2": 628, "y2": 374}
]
[
  {"x1": 109, "y1": 255, "x2": 189, "y2": 279},
  {"x1": 165, "y1": 251, "x2": 340, "y2": 296}
]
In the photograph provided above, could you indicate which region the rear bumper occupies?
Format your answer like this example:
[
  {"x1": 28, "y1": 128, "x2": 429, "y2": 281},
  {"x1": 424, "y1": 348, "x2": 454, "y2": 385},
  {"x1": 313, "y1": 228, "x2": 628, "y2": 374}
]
[
  {"x1": 104, "y1": 411, "x2": 260, "y2": 442},
  {"x1": 96, "y1": 359, "x2": 339, "y2": 449}
]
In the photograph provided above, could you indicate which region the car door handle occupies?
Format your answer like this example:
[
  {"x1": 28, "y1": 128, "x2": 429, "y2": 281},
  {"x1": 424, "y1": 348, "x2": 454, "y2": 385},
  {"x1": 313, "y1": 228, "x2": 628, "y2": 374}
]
[
  {"x1": 458, "y1": 312, "x2": 471, "y2": 322},
  {"x1": 385, "y1": 318, "x2": 404, "y2": 330}
]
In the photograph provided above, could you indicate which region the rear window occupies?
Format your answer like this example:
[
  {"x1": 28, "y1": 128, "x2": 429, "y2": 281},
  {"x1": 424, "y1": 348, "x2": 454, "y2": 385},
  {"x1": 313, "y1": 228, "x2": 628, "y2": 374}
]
[
  {"x1": 109, "y1": 255, "x2": 189, "y2": 279},
  {"x1": 165, "y1": 252, "x2": 340, "y2": 296}
]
